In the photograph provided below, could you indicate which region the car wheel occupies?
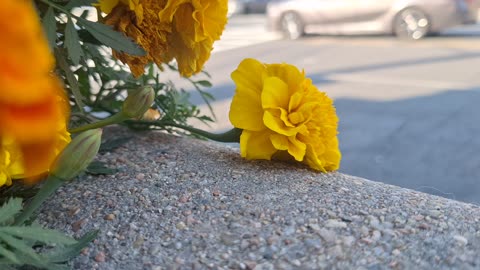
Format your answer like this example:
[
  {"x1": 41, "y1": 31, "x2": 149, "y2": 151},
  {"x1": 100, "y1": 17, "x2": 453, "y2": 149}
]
[
  {"x1": 394, "y1": 8, "x2": 430, "y2": 40},
  {"x1": 280, "y1": 12, "x2": 304, "y2": 40}
]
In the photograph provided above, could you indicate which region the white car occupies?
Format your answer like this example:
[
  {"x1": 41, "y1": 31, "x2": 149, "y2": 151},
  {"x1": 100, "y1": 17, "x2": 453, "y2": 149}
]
[{"x1": 267, "y1": 0, "x2": 478, "y2": 40}]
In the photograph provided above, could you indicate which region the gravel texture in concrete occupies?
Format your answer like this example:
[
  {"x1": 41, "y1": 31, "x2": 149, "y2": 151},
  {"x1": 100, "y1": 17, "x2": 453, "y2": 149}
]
[{"x1": 38, "y1": 128, "x2": 480, "y2": 269}]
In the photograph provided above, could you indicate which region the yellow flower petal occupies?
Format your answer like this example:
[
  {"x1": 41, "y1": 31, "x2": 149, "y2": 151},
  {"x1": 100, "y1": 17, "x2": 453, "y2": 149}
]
[
  {"x1": 167, "y1": 2, "x2": 196, "y2": 45},
  {"x1": 195, "y1": 0, "x2": 228, "y2": 41},
  {"x1": 133, "y1": 3, "x2": 144, "y2": 23},
  {"x1": 240, "y1": 130, "x2": 277, "y2": 160},
  {"x1": 229, "y1": 58, "x2": 341, "y2": 172},
  {"x1": 288, "y1": 91, "x2": 304, "y2": 112},
  {"x1": 158, "y1": 0, "x2": 190, "y2": 23},
  {"x1": 0, "y1": 149, "x2": 11, "y2": 186},
  {"x1": 261, "y1": 77, "x2": 290, "y2": 110},
  {"x1": 263, "y1": 108, "x2": 299, "y2": 136},
  {"x1": 231, "y1": 58, "x2": 267, "y2": 96},
  {"x1": 290, "y1": 101, "x2": 317, "y2": 124},
  {"x1": 287, "y1": 111, "x2": 305, "y2": 125},
  {"x1": 303, "y1": 145, "x2": 327, "y2": 172},
  {"x1": 97, "y1": 0, "x2": 120, "y2": 13},
  {"x1": 270, "y1": 134, "x2": 289, "y2": 151},
  {"x1": 102, "y1": 0, "x2": 227, "y2": 77},
  {"x1": 0, "y1": 171, "x2": 10, "y2": 187},
  {"x1": 266, "y1": 63, "x2": 305, "y2": 95},
  {"x1": 229, "y1": 87, "x2": 264, "y2": 131},
  {"x1": 287, "y1": 136, "x2": 306, "y2": 161},
  {"x1": 305, "y1": 139, "x2": 341, "y2": 172}
]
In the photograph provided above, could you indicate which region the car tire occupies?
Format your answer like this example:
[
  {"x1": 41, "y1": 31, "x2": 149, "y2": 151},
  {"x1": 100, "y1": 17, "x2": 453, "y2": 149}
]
[
  {"x1": 393, "y1": 8, "x2": 430, "y2": 40},
  {"x1": 280, "y1": 12, "x2": 304, "y2": 40}
]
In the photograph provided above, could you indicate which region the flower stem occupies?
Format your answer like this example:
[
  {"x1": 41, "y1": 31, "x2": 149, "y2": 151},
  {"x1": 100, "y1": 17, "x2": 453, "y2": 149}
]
[
  {"x1": 159, "y1": 121, "x2": 242, "y2": 142},
  {"x1": 14, "y1": 176, "x2": 64, "y2": 226},
  {"x1": 69, "y1": 112, "x2": 127, "y2": 133},
  {"x1": 127, "y1": 119, "x2": 242, "y2": 142}
]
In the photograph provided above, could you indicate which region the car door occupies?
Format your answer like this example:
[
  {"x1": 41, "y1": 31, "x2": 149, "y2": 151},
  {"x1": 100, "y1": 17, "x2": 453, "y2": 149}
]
[
  {"x1": 352, "y1": 0, "x2": 394, "y2": 22},
  {"x1": 305, "y1": 0, "x2": 361, "y2": 24}
]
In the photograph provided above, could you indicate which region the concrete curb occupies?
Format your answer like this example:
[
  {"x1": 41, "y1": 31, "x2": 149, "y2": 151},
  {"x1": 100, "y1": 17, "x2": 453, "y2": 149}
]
[{"x1": 38, "y1": 128, "x2": 480, "y2": 269}]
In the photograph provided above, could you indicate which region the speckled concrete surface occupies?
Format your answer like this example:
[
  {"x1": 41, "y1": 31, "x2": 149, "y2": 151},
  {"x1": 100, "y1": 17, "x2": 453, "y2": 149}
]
[{"x1": 38, "y1": 128, "x2": 480, "y2": 269}]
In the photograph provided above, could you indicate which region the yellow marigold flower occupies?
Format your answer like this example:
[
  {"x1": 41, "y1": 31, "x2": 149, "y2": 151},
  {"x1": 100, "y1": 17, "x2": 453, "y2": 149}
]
[
  {"x1": 0, "y1": 142, "x2": 19, "y2": 187},
  {"x1": 229, "y1": 58, "x2": 341, "y2": 172},
  {"x1": 0, "y1": 0, "x2": 71, "y2": 186},
  {"x1": 98, "y1": 0, "x2": 227, "y2": 77}
]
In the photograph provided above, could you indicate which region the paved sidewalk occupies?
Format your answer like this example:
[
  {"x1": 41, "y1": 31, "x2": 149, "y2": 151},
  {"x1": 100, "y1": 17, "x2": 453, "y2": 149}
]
[
  {"x1": 38, "y1": 128, "x2": 480, "y2": 269},
  {"x1": 337, "y1": 88, "x2": 480, "y2": 205},
  {"x1": 186, "y1": 35, "x2": 480, "y2": 204},
  {"x1": 213, "y1": 15, "x2": 281, "y2": 53}
]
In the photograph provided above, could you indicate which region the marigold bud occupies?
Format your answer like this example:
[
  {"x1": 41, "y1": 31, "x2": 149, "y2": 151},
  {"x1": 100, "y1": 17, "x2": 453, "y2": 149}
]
[
  {"x1": 51, "y1": 129, "x2": 102, "y2": 180},
  {"x1": 122, "y1": 86, "x2": 155, "y2": 119},
  {"x1": 141, "y1": 108, "x2": 162, "y2": 121}
]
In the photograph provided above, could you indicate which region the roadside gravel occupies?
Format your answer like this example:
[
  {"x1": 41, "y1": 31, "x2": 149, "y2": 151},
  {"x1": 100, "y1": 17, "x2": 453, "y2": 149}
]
[{"x1": 37, "y1": 127, "x2": 480, "y2": 269}]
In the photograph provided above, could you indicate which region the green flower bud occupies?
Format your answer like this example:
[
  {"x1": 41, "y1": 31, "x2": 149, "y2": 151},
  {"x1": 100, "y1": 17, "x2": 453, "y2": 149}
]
[
  {"x1": 51, "y1": 129, "x2": 102, "y2": 180},
  {"x1": 122, "y1": 86, "x2": 155, "y2": 119}
]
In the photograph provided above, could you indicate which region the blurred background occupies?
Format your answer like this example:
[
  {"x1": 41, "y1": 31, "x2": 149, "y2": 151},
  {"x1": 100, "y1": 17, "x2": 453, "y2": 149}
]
[{"x1": 171, "y1": 0, "x2": 480, "y2": 204}]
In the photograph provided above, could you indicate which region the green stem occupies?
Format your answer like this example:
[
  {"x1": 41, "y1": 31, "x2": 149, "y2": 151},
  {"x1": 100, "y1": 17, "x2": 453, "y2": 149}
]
[
  {"x1": 69, "y1": 112, "x2": 127, "y2": 133},
  {"x1": 14, "y1": 176, "x2": 64, "y2": 226},
  {"x1": 169, "y1": 123, "x2": 242, "y2": 142},
  {"x1": 132, "y1": 120, "x2": 242, "y2": 143},
  {"x1": 38, "y1": 0, "x2": 71, "y2": 15},
  {"x1": 95, "y1": 6, "x2": 104, "y2": 22}
]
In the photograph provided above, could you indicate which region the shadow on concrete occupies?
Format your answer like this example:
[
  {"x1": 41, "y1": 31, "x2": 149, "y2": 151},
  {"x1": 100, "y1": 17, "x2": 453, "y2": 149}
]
[
  {"x1": 189, "y1": 48, "x2": 480, "y2": 104},
  {"x1": 310, "y1": 51, "x2": 480, "y2": 78},
  {"x1": 186, "y1": 38, "x2": 480, "y2": 204},
  {"x1": 190, "y1": 84, "x2": 480, "y2": 204},
  {"x1": 336, "y1": 89, "x2": 480, "y2": 205}
]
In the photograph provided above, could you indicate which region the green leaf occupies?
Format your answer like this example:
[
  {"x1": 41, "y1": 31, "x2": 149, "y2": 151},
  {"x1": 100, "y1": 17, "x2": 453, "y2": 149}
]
[
  {"x1": 198, "y1": 90, "x2": 215, "y2": 101},
  {"x1": 2, "y1": 266, "x2": 16, "y2": 270},
  {"x1": 99, "y1": 136, "x2": 132, "y2": 153},
  {"x1": 86, "y1": 161, "x2": 116, "y2": 175},
  {"x1": 42, "y1": 7, "x2": 57, "y2": 49},
  {"x1": 0, "y1": 232, "x2": 46, "y2": 268},
  {"x1": 78, "y1": 29, "x2": 103, "y2": 45},
  {"x1": 55, "y1": 48, "x2": 85, "y2": 113},
  {"x1": 46, "y1": 230, "x2": 98, "y2": 263},
  {"x1": 197, "y1": 115, "x2": 214, "y2": 122},
  {"x1": 76, "y1": 68, "x2": 92, "y2": 98},
  {"x1": 64, "y1": 0, "x2": 98, "y2": 10},
  {"x1": 0, "y1": 264, "x2": 17, "y2": 270},
  {"x1": 65, "y1": 18, "x2": 83, "y2": 65},
  {"x1": 0, "y1": 198, "x2": 22, "y2": 225},
  {"x1": 0, "y1": 244, "x2": 20, "y2": 265},
  {"x1": 188, "y1": 79, "x2": 216, "y2": 120},
  {"x1": 201, "y1": 69, "x2": 212, "y2": 78},
  {"x1": 76, "y1": 18, "x2": 145, "y2": 56},
  {"x1": 195, "y1": 80, "x2": 212, "y2": 87},
  {"x1": 2, "y1": 252, "x2": 69, "y2": 270},
  {"x1": 0, "y1": 227, "x2": 76, "y2": 245}
]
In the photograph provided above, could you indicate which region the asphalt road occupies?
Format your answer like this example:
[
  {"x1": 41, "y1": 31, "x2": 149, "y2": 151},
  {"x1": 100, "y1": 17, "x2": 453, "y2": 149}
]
[{"x1": 182, "y1": 15, "x2": 480, "y2": 204}]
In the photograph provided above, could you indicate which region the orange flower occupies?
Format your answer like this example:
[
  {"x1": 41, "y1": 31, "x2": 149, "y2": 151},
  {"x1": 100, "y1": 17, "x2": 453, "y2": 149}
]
[
  {"x1": 98, "y1": 0, "x2": 228, "y2": 77},
  {"x1": 0, "y1": 0, "x2": 70, "y2": 186}
]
